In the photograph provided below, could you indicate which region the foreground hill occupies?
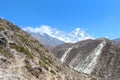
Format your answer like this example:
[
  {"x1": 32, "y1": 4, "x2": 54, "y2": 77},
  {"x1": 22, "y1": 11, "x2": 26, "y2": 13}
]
[
  {"x1": 52, "y1": 38, "x2": 120, "y2": 80},
  {"x1": 0, "y1": 18, "x2": 87, "y2": 80}
]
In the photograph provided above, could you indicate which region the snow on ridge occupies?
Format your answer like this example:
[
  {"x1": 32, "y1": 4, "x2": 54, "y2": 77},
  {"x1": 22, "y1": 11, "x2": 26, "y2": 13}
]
[
  {"x1": 73, "y1": 41, "x2": 106, "y2": 74},
  {"x1": 60, "y1": 46, "x2": 74, "y2": 62},
  {"x1": 22, "y1": 25, "x2": 93, "y2": 43}
]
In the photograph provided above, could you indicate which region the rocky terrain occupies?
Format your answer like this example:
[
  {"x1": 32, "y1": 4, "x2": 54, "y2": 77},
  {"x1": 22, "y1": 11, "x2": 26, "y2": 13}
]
[
  {"x1": 52, "y1": 38, "x2": 120, "y2": 80},
  {"x1": 0, "y1": 18, "x2": 88, "y2": 80}
]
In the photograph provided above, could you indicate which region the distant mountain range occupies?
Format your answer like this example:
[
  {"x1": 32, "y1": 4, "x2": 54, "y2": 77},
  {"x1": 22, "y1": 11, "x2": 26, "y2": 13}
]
[
  {"x1": 29, "y1": 32, "x2": 64, "y2": 47},
  {"x1": 23, "y1": 26, "x2": 93, "y2": 46},
  {"x1": 112, "y1": 38, "x2": 120, "y2": 44}
]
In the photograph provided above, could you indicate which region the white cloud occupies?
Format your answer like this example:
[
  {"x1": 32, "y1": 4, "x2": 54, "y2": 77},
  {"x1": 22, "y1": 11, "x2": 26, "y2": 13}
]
[
  {"x1": 22, "y1": 25, "x2": 47, "y2": 33},
  {"x1": 0, "y1": 16, "x2": 4, "y2": 19},
  {"x1": 22, "y1": 25, "x2": 93, "y2": 43},
  {"x1": 23, "y1": 25, "x2": 57, "y2": 35},
  {"x1": 1, "y1": 17, "x2": 4, "y2": 19},
  {"x1": 105, "y1": 36, "x2": 109, "y2": 38}
]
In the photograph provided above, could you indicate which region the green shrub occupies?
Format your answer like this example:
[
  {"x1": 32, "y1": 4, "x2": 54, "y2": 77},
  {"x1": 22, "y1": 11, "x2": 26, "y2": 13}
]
[
  {"x1": 45, "y1": 56, "x2": 53, "y2": 64},
  {"x1": 10, "y1": 45, "x2": 33, "y2": 58},
  {"x1": 0, "y1": 46, "x2": 3, "y2": 49},
  {"x1": 50, "y1": 69, "x2": 56, "y2": 75},
  {"x1": 0, "y1": 46, "x2": 13, "y2": 58},
  {"x1": 39, "y1": 44, "x2": 43, "y2": 47},
  {"x1": 40, "y1": 55, "x2": 53, "y2": 67},
  {"x1": 45, "y1": 49, "x2": 49, "y2": 52},
  {"x1": 39, "y1": 60, "x2": 48, "y2": 70},
  {"x1": 55, "y1": 65, "x2": 62, "y2": 72},
  {"x1": 0, "y1": 27, "x2": 4, "y2": 31},
  {"x1": 25, "y1": 60, "x2": 40, "y2": 78}
]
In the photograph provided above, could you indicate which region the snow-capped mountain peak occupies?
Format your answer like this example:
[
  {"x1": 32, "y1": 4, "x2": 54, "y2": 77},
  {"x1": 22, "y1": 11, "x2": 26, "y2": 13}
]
[
  {"x1": 23, "y1": 25, "x2": 93, "y2": 43},
  {"x1": 69, "y1": 28, "x2": 93, "y2": 42},
  {"x1": 72, "y1": 28, "x2": 82, "y2": 35}
]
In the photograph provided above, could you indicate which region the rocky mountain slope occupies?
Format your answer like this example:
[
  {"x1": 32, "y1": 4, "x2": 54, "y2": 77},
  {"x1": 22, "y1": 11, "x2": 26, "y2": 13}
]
[
  {"x1": 112, "y1": 38, "x2": 120, "y2": 44},
  {"x1": 52, "y1": 38, "x2": 120, "y2": 80},
  {"x1": 29, "y1": 32, "x2": 64, "y2": 47},
  {"x1": 0, "y1": 18, "x2": 88, "y2": 80}
]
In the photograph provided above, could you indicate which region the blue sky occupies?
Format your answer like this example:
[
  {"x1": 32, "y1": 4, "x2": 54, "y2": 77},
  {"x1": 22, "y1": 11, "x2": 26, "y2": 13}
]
[{"x1": 0, "y1": 0, "x2": 120, "y2": 39}]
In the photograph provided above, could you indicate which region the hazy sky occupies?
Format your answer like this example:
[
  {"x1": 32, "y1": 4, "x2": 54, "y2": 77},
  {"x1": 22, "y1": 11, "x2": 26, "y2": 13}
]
[{"x1": 0, "y1": 0, "x2": 120, "y2": 39}]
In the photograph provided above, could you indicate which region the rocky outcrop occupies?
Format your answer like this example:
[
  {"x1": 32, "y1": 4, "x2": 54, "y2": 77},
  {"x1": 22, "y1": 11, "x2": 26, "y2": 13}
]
[
  {"x1": 0, "y1": 36, "x2": 7, "y2": 46},
  {"x1": 52, "y1": 38, "x2": 120, "y2": 80},
  {"x1": 0, "y1": 18, "x2": 88, "y2": 80}
]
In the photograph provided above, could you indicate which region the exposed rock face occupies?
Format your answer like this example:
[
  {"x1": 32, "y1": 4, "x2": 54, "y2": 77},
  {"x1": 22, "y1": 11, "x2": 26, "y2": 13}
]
[
  {"x1": 0, "y1": 18, "x2": 88, "y2": 80},
  {"x1": 52, "y1": 38, "x2": 120, "y2": 80},
  {"x1": 0, "y1": 36, "x2": 7, "y2": 46}
]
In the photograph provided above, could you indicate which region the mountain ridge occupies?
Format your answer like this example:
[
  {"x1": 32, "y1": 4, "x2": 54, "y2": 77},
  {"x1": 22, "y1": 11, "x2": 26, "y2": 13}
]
[
  {"x1": 112, "y1": 38, "x2": 120, "y2": 44},
  {"x1": 29, "y1": 32, "x2": 64, "y2": 46},
  {"x1": 52, "y1": 38, "x2": 120, "y2": 80}
]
